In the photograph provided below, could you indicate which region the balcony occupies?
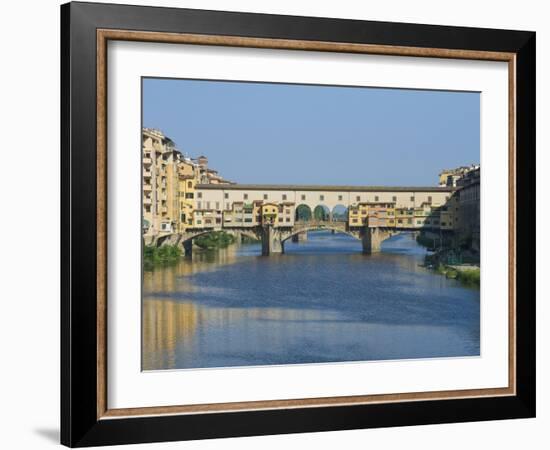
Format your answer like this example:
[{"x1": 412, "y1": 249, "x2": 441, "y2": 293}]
[
  {"x1": 143, "y1": 170, "x2": 152, "y2": 177},
  {"x1": 143, "y1": 197, "x2": 152, "y2": 205},
  {"x1": 143, "y1": 157, "x2": 152, "y2": 164},
  {"x1": 143, "y1": 184, "x2": 152, "y2": 192}
]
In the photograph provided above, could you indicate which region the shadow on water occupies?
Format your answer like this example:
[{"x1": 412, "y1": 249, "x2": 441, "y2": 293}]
[{"x1": 142, "y1": 231, "x2": 480, "y2": 370}]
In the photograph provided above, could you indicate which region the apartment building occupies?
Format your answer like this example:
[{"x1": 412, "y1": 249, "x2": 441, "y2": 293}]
[
  {"x1": 456, "y1": 167, "x2": 480, "y2": 251},
  {"x1": 142, "y1": 128, "x2": 228, "y2": 237},
  {"x1": 142, "y1": 128, "x2": 172, "y2": 235},
  {"x1": 438, "y1": 164, "x2": 480, "y2": 187}
]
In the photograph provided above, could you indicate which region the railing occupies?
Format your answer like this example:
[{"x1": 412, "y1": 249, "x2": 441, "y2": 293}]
[{"x1": 293, "y1": 220, "x2": 346, "y2": 231}]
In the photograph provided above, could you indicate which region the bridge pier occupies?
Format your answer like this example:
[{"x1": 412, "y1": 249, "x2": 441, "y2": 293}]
[
  {"x1": 362, "y1": 227, "x2": 392, "y2": 254},
  {"x1": 182, "y1": 239, "x2": 193, "y2": 257},
  {"x1": 260, "y1": 225, "x2": 283, "y2": 256},
  {"x1": 291, "y1": 231, "x2": 308, "y2": 243}
]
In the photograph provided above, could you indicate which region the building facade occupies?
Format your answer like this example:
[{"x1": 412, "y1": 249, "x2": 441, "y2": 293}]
[
  {"x1": 438, "y1": 164, "x2": 480, "y2": 187},
  {"x1": 142, "y1": 128, "x2": 230, "y2": 238},
  {"x1": 143, "y1": 129, "x2": 477, "y2": 245},
  {"x1": 456, "y1": 167, "x2": 480, "y2": 251}
]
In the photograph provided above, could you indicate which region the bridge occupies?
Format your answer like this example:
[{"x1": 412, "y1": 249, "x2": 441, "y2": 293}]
[
  {"x1": 194, "y1": 183, "x2": 454, "y2": 217},
  {"x1": 145, "y1": 183, "x2": 456, "y2": 256},
  {"x1": 257, "y1": 220, "x2": 399, "y2": 255},
  {"x1": 150, "y1": 220, "x2": 413, "y2": 256}
]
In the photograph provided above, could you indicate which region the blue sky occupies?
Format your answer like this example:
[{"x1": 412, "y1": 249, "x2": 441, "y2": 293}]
[{"x1": 143, "y1": 78, "x2": 479, "y2": 186}]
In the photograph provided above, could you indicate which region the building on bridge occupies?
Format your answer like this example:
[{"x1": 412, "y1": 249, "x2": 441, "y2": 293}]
[
  {"x1": 195, "y1": 184, "x2": 455, "y2": 220},
  {"x1": 364, "y1": 203, "x2": 396, "y2": 228},
  {"x1": 348, "y1": 202, "x2": 370, "y2": 226},
  {"x1": 348, "y1": 202, "x2": 396, "y2": 228},
  {"x1": 218, "y1": 201, "x2": 297, "y2": 229}
]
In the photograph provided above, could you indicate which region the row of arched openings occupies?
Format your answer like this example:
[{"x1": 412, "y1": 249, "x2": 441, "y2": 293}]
[{"x1": 295, "y1": 204, "x2": 348, "y2": 222}]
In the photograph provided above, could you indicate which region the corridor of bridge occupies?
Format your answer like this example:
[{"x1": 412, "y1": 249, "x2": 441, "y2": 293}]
[{"x1": 295, "y1": 203, "x2": 348, "y2": 223}]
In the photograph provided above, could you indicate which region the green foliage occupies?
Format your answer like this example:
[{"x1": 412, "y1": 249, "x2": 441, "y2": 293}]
[
  {"x1": 143, "y1": 244, "x2": 182, "y2": 271},
  {"x1": 416, "y1": 233, "x2": 438, "y2": 249},
  {"x1": 456, "y1": 268, "x2": 480, "y2": 287},
  {"x1": 194, "y1": 231, "x2": 235, "y2": 250},
  {"x1": 445, "y1": 269, "x2": 458, "y2": 279},
  {"x1": 430, "y1": 263, "x2": 479, "y2": 288}
]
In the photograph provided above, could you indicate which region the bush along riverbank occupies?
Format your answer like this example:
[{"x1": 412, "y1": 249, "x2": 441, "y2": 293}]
[
  {"x1": 418, "y1": 232, "x2": 480, "y2": 288},
  {"x1": 143, "y1": 244, "x2": 182, "y2": 271},
  {"x1": 194, "y1": 231, "x2": 236, "y2": 250},
  {"x1": 432, "y1": 262, "x2": 480, "y2": 287}
]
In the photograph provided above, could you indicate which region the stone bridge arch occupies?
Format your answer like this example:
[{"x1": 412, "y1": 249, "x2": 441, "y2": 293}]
[
  {"x1": 155, "y1": 233, "x2": 179, "y2": 247},
  {"x1": 281, "y1": 223, "x2": 361, "y2": 244},
  {"x1": 178, "y1": 228, "x2": 263, "y2": 255},
  {"x1": 262, "y1": 223, "x2": 399, "y2": 256}
]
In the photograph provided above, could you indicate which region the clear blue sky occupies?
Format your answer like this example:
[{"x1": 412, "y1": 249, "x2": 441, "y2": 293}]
[{"x1": 143, "y1": 78, "x2": 479, "y2": 186}]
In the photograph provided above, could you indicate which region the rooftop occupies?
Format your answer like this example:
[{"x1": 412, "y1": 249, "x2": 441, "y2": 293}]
[{"x1": 196, "y1": 184, "x2": 455, "y2": 193}]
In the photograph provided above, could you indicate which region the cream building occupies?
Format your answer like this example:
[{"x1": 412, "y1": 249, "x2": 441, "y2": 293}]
[
  {"x1": 142, "y1": 128, "x2": 172, "y2": 236},
  {"x1": 195, "y1": 184, "x2": 454, "y2": 223}
]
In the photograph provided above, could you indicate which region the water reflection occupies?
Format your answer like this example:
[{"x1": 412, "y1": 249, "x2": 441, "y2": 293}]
[{"x1": 142, "y1": 232, "x2": 480, "y2": 370}]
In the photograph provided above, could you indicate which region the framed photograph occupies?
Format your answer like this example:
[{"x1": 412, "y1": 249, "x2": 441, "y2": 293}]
[{"x1": 61, "y1": 2, "x2": 535, "y2": 447}]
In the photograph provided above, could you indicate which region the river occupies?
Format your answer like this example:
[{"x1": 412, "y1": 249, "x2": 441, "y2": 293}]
[{"x1": 142, "y1": 231, "x2": 480, "y2": 370}]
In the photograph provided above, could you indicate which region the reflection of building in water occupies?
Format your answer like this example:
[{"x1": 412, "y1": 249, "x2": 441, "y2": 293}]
[
  {"x1": 142, "y1": 297, "x2": 347, "y2": 370},
  {"x1": 143, "y1": 246, "x2": 243, "y2": 294},
  {"x1": 142, "y1": 300, "x2": 198, "y2": 370}
]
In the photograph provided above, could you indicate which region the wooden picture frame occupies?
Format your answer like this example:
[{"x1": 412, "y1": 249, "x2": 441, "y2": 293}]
[{"x1": 61, "y1": 1, "x2": 535, "y2": 447}]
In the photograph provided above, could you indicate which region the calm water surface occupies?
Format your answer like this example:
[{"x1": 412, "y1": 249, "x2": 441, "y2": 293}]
[{"x1": 142, "y1": 232, "x2": 480, "y2": 370}]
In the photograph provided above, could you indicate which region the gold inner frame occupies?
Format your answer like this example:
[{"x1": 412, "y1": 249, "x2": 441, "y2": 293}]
[{"x1": 96, "y1": 29, "x2": 517, "y2": 420}]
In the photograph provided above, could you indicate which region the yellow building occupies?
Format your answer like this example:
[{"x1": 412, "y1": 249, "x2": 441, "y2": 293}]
[
  {"x1": 176, "y1": 155, "x2": 199, "y2": 232},
  {"x1": 261, "y1": 202, "x2": 279, "y2": 225},
  {"x1": 386, "y1": 204, "x2": 396, "y2": 227},
  {"x1": 252, "y1": 200, "x2": 263, "y2": 225},
  {"x1": 395, "y1": 207, "x2": 415, "y2": 229},
  {"x1": 348, "y1": 202, "x2": 369, "y2": 226},
  {"x1": 440, "y1": 193, "x2": 460, "y2": 231},
  {"x1": 142, "y1": 128, "x2": 230, "y2": 237}
]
